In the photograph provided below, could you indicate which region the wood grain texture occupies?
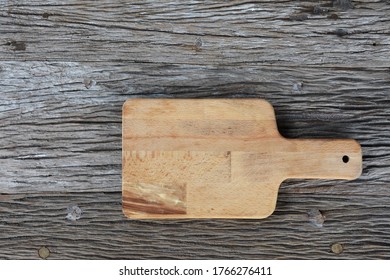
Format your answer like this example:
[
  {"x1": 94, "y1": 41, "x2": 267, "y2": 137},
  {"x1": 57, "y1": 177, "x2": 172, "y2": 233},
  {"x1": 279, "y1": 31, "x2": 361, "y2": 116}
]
[
  {"x1": 122, "y1": 99, "x2": 362, "y2": 219},
  {"x1": 1, "y1": 192, "x2": 390, "y2": 259},
  {"x1": 0, "y1": 0, "x2": 389, "y2": 258}
]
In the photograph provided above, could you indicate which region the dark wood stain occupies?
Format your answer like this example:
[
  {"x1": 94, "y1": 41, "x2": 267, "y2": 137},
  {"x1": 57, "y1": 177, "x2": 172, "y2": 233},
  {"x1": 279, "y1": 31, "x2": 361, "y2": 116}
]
[
  {"x1": 327, "y1": 14, "x2": 339, "y2": 20},
  {"x1": 122, "y1": 184, "x2": 186, "y2": 215},
  {"x1": 122, "y1": 200, "x2": 186, "y2": 215},
  {"x1": 333, "y1": 0, "x2": 354, "y2": 11},
  {"x1": 6, "y1": 40, "x2": 26, "y2": 51}
]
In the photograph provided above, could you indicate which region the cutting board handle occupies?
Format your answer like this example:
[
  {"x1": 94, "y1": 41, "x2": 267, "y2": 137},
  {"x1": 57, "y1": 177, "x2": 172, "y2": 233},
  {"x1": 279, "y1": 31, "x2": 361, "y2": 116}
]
[{"x1": 283, "y1": 138, "x2": 362, "y2": 180}]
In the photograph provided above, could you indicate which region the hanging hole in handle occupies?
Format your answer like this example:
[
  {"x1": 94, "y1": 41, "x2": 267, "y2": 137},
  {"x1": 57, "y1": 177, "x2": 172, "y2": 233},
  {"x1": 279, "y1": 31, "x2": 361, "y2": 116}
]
[{"x1": 342, "y1": 155, "x2": 349, "y2": 163}]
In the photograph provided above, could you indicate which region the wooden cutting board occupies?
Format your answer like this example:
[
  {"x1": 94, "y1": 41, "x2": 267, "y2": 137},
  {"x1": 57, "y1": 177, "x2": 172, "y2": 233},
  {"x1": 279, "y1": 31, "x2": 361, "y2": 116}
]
[{"x1": 122, "y1": 99, "x2": 362, "y2": 219}]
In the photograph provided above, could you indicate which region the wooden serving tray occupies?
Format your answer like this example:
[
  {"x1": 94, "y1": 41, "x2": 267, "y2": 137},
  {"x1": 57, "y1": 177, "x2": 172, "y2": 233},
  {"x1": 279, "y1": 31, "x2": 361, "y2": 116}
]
[{"x1": 122, "y1": 99, "x2": 362, "y2": 219}]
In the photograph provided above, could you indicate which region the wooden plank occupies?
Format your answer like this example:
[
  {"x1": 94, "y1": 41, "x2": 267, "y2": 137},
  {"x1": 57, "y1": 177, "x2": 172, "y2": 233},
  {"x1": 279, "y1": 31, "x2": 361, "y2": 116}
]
[
  {"x1": 0, "y1": 192, "x2": 390, "y2": 259},
  {"x1": 0, "y1": 1, "x2": 389, "y2": 66},
  {"x1": 0, "y1": 62, "x2": 388, "y2": 194}
]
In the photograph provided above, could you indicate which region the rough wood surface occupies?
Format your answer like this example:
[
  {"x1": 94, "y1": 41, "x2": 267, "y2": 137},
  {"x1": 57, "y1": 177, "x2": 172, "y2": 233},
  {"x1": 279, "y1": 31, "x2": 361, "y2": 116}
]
[{"x1": 0, "y1": 0, "x2": 389, "y2": 259}]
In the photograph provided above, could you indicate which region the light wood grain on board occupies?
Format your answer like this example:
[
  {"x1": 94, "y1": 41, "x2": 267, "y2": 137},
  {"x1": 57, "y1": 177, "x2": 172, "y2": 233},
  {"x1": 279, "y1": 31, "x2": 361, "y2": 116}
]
[{"x1": 122, "y1": 99, "x2": 362, "y2": 219}]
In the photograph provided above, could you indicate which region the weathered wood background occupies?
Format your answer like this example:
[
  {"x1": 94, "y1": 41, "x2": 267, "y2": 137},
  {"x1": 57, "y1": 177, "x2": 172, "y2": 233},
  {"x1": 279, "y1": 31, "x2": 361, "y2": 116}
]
[{"x1": 0, "y1": 0, "x2": 389, "y2": 259}]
